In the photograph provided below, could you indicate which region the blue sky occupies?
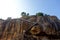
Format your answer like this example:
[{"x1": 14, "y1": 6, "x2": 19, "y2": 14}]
[
  {"x1": 0, "y1": 0, "x2": 60, "y2": 19},
  {"x1": 16, "y1": 0, "x2": 60, "y2": 19}
]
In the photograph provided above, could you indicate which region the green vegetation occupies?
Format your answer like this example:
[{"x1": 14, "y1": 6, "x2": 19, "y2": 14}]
[
  {"x1": 36, "y1": 12, "x2": 44, "y2": 16},
  {"x1": 45, "y1": 14, "x2": 50, "y2": 16},
  {"x1": 21, "y1": 12, "x2": 50, "y2": 17},
  {"x1": 21, "y1": 12, "x2": 30, "y2": 17},
  {"x1": 21, "y1": 12, "x2": 26, "y2": 17},
  {"x1": 27, "y1": 13, "x2": 29, "y2": 16},
  {"x1": 7, "y1": 17, "x2": 11, "y2": 20}
]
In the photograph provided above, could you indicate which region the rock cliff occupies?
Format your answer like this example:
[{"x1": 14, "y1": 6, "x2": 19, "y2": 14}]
[{"x1": 0, "y1": 15, "x2": 60, "y2": 40}]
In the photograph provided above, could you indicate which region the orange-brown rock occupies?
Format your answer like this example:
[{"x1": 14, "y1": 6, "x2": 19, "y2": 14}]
[{"x1": 0, "y1": 15, "x2": 60, "y2": 40}]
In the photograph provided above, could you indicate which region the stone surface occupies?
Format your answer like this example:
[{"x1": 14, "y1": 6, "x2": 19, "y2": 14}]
[{"x1": 0, "y1": 15, "x2": 60, "y2": 40}]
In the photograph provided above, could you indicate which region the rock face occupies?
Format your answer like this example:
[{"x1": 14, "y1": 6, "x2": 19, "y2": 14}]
[{"x1": 0, "y1": 15, "x2": 60, "y2": 40}]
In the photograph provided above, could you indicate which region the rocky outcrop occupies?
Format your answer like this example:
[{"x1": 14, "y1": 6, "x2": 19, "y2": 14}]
[
  {"x1": 0, "y1": 15, "x2": 60, "y2": 40},
  {"x1": 0, "y1": 19, "x2": 4, "y2": 37}
]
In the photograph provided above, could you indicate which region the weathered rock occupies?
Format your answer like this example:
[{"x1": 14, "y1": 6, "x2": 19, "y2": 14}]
[{"x1": 0, "y1": 15, "x2": 60, "y2": 40}]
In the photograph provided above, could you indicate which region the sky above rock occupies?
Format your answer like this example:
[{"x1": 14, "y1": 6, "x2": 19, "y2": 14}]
[{"x1": 0, "y1": 0, "x2": 60, "y2": 19}]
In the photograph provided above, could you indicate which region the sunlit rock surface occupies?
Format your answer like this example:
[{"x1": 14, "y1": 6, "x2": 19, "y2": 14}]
[{"x1": 0, "y1": 15, "x2": 60, "y2": 40}]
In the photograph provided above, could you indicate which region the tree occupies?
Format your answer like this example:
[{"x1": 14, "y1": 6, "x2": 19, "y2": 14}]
[
  {"x1": 21, "y1": 12, "x2": 26, "y2": 17},
  {"x1": 7, "y1": 17, "x2": 11, "y2": 20},
  {"x1": 36, "y1": 12, "x2": 44, "y2": 16},
  {"x1": 45, "y1": 14, "x2": 50, "y2": 16},
  {"x1": 27, "y1": 13, "x2": 29, "y2": 16},
  {"x1": 45, "y1": 14, "x2": 47, "y2": 16}
]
